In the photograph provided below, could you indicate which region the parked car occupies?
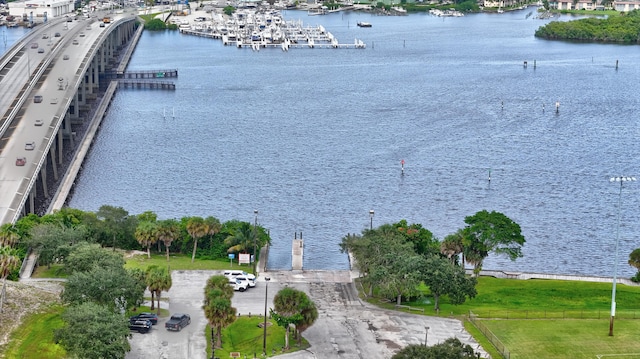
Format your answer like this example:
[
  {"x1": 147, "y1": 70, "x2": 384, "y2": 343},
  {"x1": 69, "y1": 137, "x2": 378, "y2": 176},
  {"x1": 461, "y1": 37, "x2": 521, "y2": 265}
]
[
  {"x1": 235, "y1": 275, "x2": 256, "y2": 288},
  {"x1": 165, "y1": 313, "x2": 190, "y2": 331},
  {"x1": 130, "y1": 312, "x2": 158, "y2": 325},
  {"x1": 228, "y1": 278, "x2": 248, "y2": 292},
  {"x1": 129, "y1": 319, "x2": 152, "y2": 334},
  {"x1": 224, "y1": 270, "x2": 256, "y2": 281}
]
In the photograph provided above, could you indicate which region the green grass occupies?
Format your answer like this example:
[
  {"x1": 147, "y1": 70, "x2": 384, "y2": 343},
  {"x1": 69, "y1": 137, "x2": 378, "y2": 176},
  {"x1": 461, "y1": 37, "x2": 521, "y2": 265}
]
[
  {"x1": 31, "y1": 264, "x2": 68, "y2": 278},
  {"x1": 124, "y1": 252, "x2": 252, "y2": 272},
  {"x1": 206, "y1": 317, "x2": 309, "y2": 358},
  {"x1": 393, "y1": 277, "x2": 640, "y2": 318},
  {"x1": 482, "y1": 319, "x2": 640, "y2": 359},
  {"x1": 2, "y1": 305, "x2": 66, "y2": 359}
]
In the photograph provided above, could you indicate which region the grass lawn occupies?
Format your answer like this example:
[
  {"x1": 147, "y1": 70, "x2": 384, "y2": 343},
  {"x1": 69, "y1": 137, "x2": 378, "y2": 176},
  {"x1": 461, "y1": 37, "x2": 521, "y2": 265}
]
[
  {"x1": 393, "y1": 277, "x2": 640, "y2": 319},
  {"x1": 124, "y1": 252, "x2": 253, "y2": 272},
  {"x1": 31, "y1": 264, "x2": 67, "y2": 278},
  {"x1": 2, "y1": 305, "x2": 66, "y2": 359},
  {"x1": 207, "y1": 317, "x2": 309, "y2": 358},
  {"x1": 483, "y1": 319, "x2": 640, "y2": 359}
]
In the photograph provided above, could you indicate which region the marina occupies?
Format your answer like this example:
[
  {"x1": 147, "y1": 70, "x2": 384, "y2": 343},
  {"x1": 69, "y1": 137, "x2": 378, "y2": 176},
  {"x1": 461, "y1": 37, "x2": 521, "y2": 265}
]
[{"x1": 175, "y1": 10, "x2": 366, "y2": 50}]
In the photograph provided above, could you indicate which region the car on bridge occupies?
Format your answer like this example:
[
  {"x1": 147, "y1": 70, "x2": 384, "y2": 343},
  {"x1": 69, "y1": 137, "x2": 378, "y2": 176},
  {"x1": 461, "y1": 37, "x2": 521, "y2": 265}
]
[
  {"x1": 15, "y1": 157, "x2": 26, "y2": 166},
  {"x1": 38, "y1": 48, "x2": 44, "y2": 54},
  {"x1": 54, "y1": 32, "x2": 61, "y2": 37},
  {"x1": 33, "y1": 95, "x2": 43, "y2": 103},
  {"x1": 25, "y1": 142, "x2": 35, "y2": 151},
  {"x1": 30, "y1": 43, "x2": 38, "y2": 49},
  {"x1": 72, "y1": 40, "x2": 79, "y2": 45},
  {"x1": 34, "y1": 119, "x2": 43, "y2": 126},
  {"x1": 63, "y1": 55, "x2": 69, "y2": 60}
]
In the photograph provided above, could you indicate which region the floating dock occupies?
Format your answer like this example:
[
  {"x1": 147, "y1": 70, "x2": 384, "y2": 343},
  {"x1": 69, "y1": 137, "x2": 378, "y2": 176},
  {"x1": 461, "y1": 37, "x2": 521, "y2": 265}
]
[{"x1": 177, "y1": 11, "x2": 365, "y2": 50}]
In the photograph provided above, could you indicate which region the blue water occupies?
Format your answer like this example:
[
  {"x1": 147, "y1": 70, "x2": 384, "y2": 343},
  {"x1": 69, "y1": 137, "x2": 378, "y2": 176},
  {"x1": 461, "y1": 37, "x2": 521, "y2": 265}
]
[{"x1": 5, "y1": 9, "x2": 640, "y2": 277}]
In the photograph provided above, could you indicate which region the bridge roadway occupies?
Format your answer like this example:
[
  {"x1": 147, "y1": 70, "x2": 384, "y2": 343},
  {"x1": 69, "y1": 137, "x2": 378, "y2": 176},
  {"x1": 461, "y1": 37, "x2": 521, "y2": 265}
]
[{"x1": 0, "y1": 12, "x2": 139, "y2": 225}]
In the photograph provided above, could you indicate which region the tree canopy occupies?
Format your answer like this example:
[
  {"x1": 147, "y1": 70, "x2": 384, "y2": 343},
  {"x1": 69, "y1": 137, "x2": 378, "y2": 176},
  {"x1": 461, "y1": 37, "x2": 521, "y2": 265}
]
[
  {"x1": 535, "y1": 10, "x2": 640, "y2": 43},
  {"x1": 392, "y1": 337, "x2": 478, "y2": 359}
]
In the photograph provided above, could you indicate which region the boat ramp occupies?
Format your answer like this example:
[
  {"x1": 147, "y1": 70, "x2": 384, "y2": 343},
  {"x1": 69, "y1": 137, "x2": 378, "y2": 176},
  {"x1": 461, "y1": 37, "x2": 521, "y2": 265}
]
[{"x1": 176, "y1": 10, "x2": 366, "y2": 50}]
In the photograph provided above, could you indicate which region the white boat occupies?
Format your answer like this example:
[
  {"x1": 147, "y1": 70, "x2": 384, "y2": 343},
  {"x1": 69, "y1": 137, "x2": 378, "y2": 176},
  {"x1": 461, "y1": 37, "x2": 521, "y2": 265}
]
[{"x1": 357, "y1": 22, "x2": 372, "y2": 27}]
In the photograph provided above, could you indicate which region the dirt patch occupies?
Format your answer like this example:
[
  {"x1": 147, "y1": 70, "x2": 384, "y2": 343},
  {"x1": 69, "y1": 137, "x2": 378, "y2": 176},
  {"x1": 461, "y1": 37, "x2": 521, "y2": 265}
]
[{"x1": 0, "y1": 280, "x2": 63, "y2": 351}]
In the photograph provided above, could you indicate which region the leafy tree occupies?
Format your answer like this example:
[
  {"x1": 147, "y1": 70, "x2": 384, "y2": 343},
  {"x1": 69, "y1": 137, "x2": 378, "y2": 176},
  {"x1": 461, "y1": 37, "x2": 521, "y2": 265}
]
[
  {"x1": 0, "y1": 246, "x2": 21, "y2": 313},
  {"x1": 96, "y1": 205, "x2": 130, "y2": 250},
  {"x1": 135, "y1": 221, "x2": 158, "y2": 259},
  {"x1": 157, "y1": 219, "x2": 181, "y2": 261},
  {"x1": 272, "y1": 287, "x2": 317, "y2": 349},
  {"x1": 63, "y1": 266, "x2": 144, "y2": 312},
  {"x1": 25, "y1": 224, "x2": 87, "y2": 268},
  {"x1": 223, "y1": 5, "x2": 235, "y2": 15},
  {"x1": 393, "y1": 220, "x2": 439, "y2": 256},
  {"x1": 370, "y1": 251, "x2": 424, "y2": 305},
  {"x1": 144, "y1": 18, "x2": 167, "y2": 30},
  {"x1": 462, "y1": 210, "x2": 525, "y2": 275},
  {"x1": 629, "y1": 248, "x2": 640, "y2": 281},
  {"x1": 392, "y1": 338, "x2": 477, "y2": 359},
  {"x1": 54, "y1": 302, "x2": 130, "y2": 359},
  {"x1": 64, "y1": 242, "x2": 125, "y2": 274},
  {"x1": 420, "y1": 255, "x2": 477, "y2": 311}
]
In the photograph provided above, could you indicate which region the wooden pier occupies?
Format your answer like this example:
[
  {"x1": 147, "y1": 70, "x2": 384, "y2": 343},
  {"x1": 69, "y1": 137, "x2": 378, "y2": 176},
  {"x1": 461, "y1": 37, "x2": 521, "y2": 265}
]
[{"x1": 117, "y1": 80, "x2": 176, "y2": 90}]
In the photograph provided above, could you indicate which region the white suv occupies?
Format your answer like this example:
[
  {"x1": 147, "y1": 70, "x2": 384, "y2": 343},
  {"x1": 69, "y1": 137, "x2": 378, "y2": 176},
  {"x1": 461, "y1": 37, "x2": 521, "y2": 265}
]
[
  {"x1": 224, "y1": 270, "x2": 256, "y2": 281},
  {"x1": 235, "y1": 275, "x2": 256, "y2": 288},
  {"x1": 228, "y1": 278, "x2": 248, "y2": 292}
]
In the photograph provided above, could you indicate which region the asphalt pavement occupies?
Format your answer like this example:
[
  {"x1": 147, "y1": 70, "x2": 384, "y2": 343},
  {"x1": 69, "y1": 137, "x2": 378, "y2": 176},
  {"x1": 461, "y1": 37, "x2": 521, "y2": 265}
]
[{"x1": 125, "y1": 268, "x2": 487, "y2": 359}]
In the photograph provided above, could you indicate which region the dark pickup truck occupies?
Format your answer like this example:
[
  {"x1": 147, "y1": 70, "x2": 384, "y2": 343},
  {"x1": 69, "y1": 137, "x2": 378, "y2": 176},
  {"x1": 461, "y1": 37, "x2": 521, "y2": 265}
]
[{"x1": 165, "y1": 313, "x2": 190, "y2": 331}]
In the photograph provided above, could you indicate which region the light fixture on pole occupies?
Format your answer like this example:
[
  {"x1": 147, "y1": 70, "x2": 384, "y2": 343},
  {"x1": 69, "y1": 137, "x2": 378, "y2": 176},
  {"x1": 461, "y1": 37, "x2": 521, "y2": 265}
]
[
  {"x1": 608, "y1": 175, "x2": 636, "y2": 336},
  {"x1": 424, "y1": 326, "x2": 429, "y2": 346},
  {"x1": 253, "y1": 210, "x2": 258, "y2": 276},
  {"x1": 369, "y1": 209, "x2": 374, "y2": 230},
  {"x1": 263, "y1": 277, "x2": 271, "y2": 355}
]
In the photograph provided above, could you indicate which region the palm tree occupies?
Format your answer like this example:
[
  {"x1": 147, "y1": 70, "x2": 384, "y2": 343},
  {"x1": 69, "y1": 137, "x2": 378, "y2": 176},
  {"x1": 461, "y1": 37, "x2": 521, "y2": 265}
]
[
  {"x1": 146, "y1": 266, "x2": 171, "y2": 315},
  {"x1": 0, "y1": 246, "x2": 21, "y2": 313},
  {"x1": 204, "y1": 275, "x2": 234, "y2": 301},
  {"x1": 203, "y1": 295, "x2": 236, "y2": 349},
  {"x1": 157, "y1": 219, "x2": 180, "y2": 262},
  {"x1": 0, "y1": 224, "x2": 20, "y2": 247},
  {"x1": 224, "y1": 222, "x2": 254, "y2": 255},
  {"x1": 186, "y1": 217, "x2": 207, "y2": 263},
  {"x1": 135, "y1": 221, "x2": 158, "y2": 259},
  {"x1": 273, "y1": 287, "x2": 317, "y2": 349},
  {"x1": 204, "y1": 216, "x2": 222, "y2": 252},
  {"x1": 441, "y1": 230, "x2": 464, "y2": 265}
]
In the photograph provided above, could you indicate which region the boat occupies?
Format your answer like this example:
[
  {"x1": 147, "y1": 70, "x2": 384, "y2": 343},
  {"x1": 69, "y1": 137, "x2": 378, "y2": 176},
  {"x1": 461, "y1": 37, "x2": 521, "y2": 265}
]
[{"x1": 357, "y1": 22, "x2": 372, "y2": 28}]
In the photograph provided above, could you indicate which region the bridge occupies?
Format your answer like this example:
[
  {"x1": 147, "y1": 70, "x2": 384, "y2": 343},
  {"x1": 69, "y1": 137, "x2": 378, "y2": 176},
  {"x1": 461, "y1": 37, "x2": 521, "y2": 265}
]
[{"x1": 0, "y1": 12, "x2": 141, "y2": 225}]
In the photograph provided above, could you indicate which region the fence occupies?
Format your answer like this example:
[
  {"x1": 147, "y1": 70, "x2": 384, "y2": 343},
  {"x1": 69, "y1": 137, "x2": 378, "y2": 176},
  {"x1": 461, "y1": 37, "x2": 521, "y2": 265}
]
[
  {"x1": 469, "y1": 309, "x2": 640, "y2": 320},
  {"x1": 468, "y1": 311, "x2": 510, "y2": 359}
]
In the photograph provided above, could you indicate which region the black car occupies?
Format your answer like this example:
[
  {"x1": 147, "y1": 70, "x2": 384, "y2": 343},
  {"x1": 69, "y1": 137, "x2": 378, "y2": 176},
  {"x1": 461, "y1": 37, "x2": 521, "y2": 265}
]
[
  {"x1": 130, "y1": 312, "x2": 158, "y2": 325},
  {"x1": 129, "y1": 319, "x2": 152, "y2": 334}
]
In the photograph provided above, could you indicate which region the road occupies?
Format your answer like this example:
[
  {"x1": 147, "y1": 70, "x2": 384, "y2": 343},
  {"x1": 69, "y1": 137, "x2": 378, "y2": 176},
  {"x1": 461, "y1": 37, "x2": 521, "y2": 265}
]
[{"x1": 126, "y1": 270, "x2": 487, "y2": 359}]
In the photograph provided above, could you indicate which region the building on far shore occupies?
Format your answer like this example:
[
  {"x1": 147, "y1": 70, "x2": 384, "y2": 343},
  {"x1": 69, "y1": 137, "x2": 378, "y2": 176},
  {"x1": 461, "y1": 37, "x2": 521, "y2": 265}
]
[{"x1": 8, "y1": 0, "x2": 75, "y2": 20}]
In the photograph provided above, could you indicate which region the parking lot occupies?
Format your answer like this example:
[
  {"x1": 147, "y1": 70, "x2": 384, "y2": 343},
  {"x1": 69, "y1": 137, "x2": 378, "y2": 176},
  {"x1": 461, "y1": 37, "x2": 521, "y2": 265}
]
[{"x1": 125, "y1": 270, "x2": 487, "y2": 359}]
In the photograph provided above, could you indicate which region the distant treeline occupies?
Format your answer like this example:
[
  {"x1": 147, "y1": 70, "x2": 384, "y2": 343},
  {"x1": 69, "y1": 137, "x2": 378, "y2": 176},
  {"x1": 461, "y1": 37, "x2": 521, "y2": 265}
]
[{"x1": 535, "y1": 9, "x2": 640, "y2": 43}]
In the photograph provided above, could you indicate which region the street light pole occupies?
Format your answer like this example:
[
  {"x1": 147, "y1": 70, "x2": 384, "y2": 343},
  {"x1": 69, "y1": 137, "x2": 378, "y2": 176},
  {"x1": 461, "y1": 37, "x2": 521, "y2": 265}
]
[
  {"x1": 608, "y1": 176, "x2": 636, "y2": 336},
  {"x1": 424, "y1": 326, "x2": 429, "y2": 346},
  {"x1": 263, "y1": 277, "x2": 271, "y2": 356},
  {"x1": 253, "y1": 210, "x2": 258, "y2": 276},
  {"x1": 369, "y1": 209, "x2": 374, "y2": 230}
]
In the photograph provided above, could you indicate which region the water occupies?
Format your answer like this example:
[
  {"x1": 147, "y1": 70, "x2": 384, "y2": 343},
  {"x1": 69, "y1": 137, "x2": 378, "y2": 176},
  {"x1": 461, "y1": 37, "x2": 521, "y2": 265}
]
[{"x1": 6, "y1": 9, "x2": 640, "y2": 277}]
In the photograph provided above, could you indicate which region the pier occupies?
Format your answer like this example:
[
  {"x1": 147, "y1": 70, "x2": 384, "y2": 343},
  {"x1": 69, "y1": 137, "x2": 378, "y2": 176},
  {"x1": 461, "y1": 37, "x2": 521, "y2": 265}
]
[{"x1": 117, "y1": 80, "x2": 176, "y2": 90}]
